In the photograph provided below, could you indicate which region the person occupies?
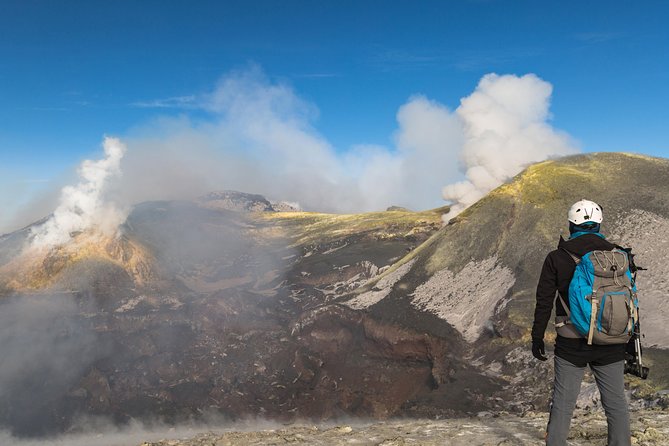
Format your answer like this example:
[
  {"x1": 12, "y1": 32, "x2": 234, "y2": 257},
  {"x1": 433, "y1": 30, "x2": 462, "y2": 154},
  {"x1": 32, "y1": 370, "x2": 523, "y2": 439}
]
[{"x1": 532, "y1": 199, "x2": 631, "y2": 446}]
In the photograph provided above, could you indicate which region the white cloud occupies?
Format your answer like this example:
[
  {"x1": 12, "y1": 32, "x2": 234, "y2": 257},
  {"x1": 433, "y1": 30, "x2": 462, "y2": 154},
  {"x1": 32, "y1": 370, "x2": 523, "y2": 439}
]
[
  {"x1": 442, "y1": 73, "x2": 578, "y2": 220},
  {"x1": 131, "y1": 95, "x2": 198, "y2": 109},
  {"x1": 393, "y1": 96, "x2": 464, "y2": 204}
]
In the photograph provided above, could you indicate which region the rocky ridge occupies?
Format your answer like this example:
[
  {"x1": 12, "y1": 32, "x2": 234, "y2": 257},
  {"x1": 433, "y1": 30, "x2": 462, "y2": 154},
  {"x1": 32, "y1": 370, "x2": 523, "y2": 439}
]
[{"x1": 197, "y1": 190, "x2": 300, "y2": 213}]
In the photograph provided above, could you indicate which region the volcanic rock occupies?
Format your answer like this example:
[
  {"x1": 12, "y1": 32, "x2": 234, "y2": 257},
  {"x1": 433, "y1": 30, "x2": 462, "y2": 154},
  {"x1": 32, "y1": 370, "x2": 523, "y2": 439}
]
[
  {"x1": 197, "y1": 190, "x2": 276, "y2": 212},
  {"x1": 1, "y1": 152, "x2": 668, "y2": 439}
]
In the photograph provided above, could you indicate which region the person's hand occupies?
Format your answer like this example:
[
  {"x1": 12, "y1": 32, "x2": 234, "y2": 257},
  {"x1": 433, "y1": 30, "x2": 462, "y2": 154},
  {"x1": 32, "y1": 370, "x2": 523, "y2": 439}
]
[{"x1": 532, "y1": 339, "x2": 548, "y2": 361}]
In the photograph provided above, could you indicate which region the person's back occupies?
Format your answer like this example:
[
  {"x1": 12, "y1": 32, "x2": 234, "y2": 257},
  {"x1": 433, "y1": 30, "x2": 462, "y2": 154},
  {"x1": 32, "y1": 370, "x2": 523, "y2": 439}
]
[{"x1": 532, "y1": 200, "x2": 631, "y2": 446}]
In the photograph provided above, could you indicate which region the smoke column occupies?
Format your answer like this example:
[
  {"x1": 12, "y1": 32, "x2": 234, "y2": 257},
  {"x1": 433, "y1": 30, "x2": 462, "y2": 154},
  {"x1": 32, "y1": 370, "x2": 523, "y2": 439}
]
[
  {"x1": 8, "y1": 69, "x2": 579, "y2": 236},
  {"x1": 30, "y1": 137, "x2": 127, "y2": 248},
  {"x1": 442, "y1": 73, "x2": 577, "y2": 221},
  {"x1": 115, "y1": 67, "x2": 464, "y2": 214}
]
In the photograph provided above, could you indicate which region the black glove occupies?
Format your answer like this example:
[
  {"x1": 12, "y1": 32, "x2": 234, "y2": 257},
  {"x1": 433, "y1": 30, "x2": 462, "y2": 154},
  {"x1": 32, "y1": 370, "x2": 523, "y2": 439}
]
[{"x1": 532, "y1": 339, "x2": 548, "y2": 361}]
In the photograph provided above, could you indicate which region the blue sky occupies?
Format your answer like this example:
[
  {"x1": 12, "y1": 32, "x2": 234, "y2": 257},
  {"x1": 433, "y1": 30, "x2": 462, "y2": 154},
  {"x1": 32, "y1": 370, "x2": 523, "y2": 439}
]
[{"x1": 1, "y1": 0, "x2": 668, "y2": 232}]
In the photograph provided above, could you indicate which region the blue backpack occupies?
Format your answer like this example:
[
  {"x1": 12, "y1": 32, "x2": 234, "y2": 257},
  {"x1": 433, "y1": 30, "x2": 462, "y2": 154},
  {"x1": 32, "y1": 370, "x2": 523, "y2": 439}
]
[{"x1": 558, "y1": 248, "x2": 638, "y2": 345}]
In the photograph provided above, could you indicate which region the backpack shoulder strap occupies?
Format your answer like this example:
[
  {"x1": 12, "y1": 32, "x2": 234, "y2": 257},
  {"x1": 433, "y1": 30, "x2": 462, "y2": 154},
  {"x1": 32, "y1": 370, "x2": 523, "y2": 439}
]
[
  {"x1": 555, "y1": 247, "x2": 580, "y2": 321},
  {"x1": 555, "y1": 291, "x2": 571, "y2": 321},
  {"x1": 560, "y1": 247, "x2": 581, "y2": 265}
]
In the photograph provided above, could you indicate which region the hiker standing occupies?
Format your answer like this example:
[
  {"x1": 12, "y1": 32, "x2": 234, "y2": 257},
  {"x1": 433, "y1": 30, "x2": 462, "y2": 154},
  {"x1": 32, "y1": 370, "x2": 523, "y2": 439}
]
[{"x1": 532, "y1": 200, "x2": 632, "y2": 446}]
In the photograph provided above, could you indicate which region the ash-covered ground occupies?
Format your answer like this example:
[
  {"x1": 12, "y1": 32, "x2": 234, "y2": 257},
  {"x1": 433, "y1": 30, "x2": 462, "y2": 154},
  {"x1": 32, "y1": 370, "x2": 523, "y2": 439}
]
[
  {"x1": 1, "y1": 409, "x2": 666, "y2": 446},
  {"x1": 136, "y1": 409, "x2": 667, "y2": 446}
]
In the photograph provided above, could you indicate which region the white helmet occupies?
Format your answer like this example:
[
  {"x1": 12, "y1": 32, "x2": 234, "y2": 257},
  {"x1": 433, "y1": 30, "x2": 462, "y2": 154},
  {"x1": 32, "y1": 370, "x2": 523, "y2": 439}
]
[{"x1": 568, "y1": 199, "x2": 603, "y2": 225}]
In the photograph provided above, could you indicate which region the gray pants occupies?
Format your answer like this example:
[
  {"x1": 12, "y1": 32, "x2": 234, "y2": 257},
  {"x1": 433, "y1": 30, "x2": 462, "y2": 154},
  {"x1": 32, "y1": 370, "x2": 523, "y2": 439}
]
[{"x1": 546, "y1": 356, "x2": 631, "y2": 446}]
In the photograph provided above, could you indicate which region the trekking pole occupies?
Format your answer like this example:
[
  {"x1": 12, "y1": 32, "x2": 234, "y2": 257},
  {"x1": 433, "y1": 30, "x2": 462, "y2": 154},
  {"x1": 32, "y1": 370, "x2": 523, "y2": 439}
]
[
  {"x1": 633, "y1": 260, "x2": 648, "y2": 379},
  {"x1": 633, "y1": 316, "x2": 649, "y2": 379},
  {"x1": 622, "y1": 246, "x2": 649, "y2": 379}
]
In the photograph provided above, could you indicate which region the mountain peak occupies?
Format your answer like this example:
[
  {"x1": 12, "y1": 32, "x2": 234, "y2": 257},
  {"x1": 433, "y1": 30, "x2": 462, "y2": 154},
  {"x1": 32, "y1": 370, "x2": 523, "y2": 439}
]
[
  {"x1": 197, "y1": 190, "x2": 276, "y2": 212},
  {"x1": 197, "y1": 190, "x2": 301, "y2": 213}
]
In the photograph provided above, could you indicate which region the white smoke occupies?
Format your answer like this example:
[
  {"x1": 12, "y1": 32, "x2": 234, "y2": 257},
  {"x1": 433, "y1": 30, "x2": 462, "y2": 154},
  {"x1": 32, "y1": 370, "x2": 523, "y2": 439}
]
[
  {"x1": 442, "y1": 73, "x2": 578, "y2": 221},
  {"x1": 117, "y1": 67, "x2": 353, "y2": 213},
  {"x1": 118, "y1": 70, "x2": 574, "y2": 218},
  {"x1": 116, "y1": 67, "x2": 464, "y2": 214},
  {"x1": 30, "y1": 137, "x2": 127, "y2": 248},
  {"x1": 9, "y1": 69, "x2": 579, "y2": 236}
]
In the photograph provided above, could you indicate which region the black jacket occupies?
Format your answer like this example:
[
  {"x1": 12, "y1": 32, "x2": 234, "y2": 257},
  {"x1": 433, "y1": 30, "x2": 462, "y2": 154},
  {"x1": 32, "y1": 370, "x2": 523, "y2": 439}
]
[{"x1": 533, "y1": 233, "x2": 626, "y2": 367}]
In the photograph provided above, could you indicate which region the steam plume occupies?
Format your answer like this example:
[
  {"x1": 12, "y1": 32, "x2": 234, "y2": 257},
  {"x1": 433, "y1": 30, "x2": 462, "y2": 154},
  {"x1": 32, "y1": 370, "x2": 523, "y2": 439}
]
[
  {"x1": 10, "y1": 69, "x2": 579, "y2": 236},
  {"x1": 442, "y1": 73, "x2": 577, "y2": 220},
  {"x1": 30, "y1": 137, "x2": 127, "y2": 248},
  {"x1": 116, "y1": 67, "x2": 465, "y2": 214},
  {"x1": 116, "y1": 69, "x2": 574, "y2": 218}
]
